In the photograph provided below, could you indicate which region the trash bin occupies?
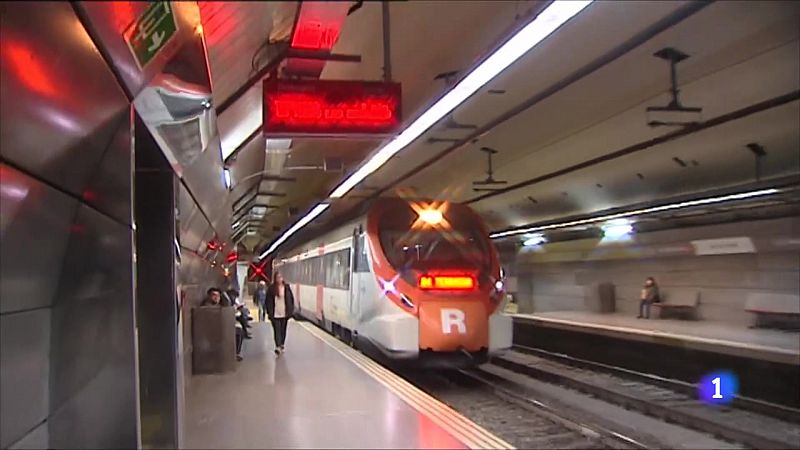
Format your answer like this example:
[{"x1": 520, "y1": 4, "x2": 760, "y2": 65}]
[
  {"x1": 584, "y1": 282, "x2": 616, "y2": 313},
  {"x1": 598, "y1": 282, "x2": 616, "y2": 313},
  {"x1": 192, "y1": 306, "x2": 236, "y2": 374}
]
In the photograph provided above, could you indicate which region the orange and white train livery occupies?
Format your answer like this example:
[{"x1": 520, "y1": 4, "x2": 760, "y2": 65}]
[{"x1": 274, "y1": 197, "x2": 513, "y2": 367}]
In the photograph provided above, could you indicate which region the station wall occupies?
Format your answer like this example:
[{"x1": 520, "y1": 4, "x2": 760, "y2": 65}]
[
  {"x1": 1, "y1": 3, "x2": 229, "y2": 448},
  {"x1": 0, "y1": 4, "x2": 138, "y2": 448},
  {"x1": 510, "y1": 216, "x2": 800, "y2": 326}
]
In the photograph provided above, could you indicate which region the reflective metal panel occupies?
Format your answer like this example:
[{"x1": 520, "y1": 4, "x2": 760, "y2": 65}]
[
  {"x1": 82, "y1": 108, "x2": 134, "y2": 225},
  {"x1": 180, "y1": 206, "x2": 210, "y2": 259},
  {"x1": 0, "y1": 164, "x2": 79, "y2": 314},
  {"x1": 0, "y1": 309, "x2": 50, "y2": 449},
  {"x1": 8, "y1": 420, "x2": 48, "y2": 450},
  {"x1": 48, "y1": 362, "x2": 138, "y2": 449},
  {"x1": 133, "y1": 71, "x2": 217, "y2": 176},
  {"x1": 0, "y1": 2, "x2": 129, "y2": 197},
  {"x1": 74, "y1": 1, "x2": 204, "y2": 99},
  {"x1": 180, "y1": 134, "x2": 232, "y2": 239},
  {"x1": 49, "y1": 205, "x2": 137, "y2": 447}
]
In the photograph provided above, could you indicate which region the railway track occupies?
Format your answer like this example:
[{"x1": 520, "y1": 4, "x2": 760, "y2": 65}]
[
  {"x1": 492, "y1": 346, "x2": 800, "y2": 449},
  {"x1": 401, "y1": 366, "x2": 649, "y2": 449}
]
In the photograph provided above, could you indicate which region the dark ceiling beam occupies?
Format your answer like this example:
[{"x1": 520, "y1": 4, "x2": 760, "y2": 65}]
[
  {"x1": 232, "y1": 183, "x2": 259, "y2": 209},
  {"x1": 489, "y1": 174, "x2": 800, "y2": 239},
  {"x1": 217, "y1": 0, "x2": 304, "y2": 115},
  {"x1": 262, "y1": 175, "x2": 297, "y2": 182},
  {"x1": 233, "y1": 202, "x2": 279, "y2": 224},
  {"x1": 285, "y1": 49, "x2": 362, "y2": 63},
  {"x1": 232, "y1": 196, "x2": 257, "y2": 218},
  {"x1": 224, "y1": 126, "x2": 262, "y2": 164},
  {"x1": 217, "y1": 49, "x2": 288, "y2": 115},
  {"x1": 468, "y1": 90, "x2": 800, "y2": 203}
]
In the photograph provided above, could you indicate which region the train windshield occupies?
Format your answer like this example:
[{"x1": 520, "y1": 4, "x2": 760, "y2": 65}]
[{"x1": 378, "y1": 203, "x2": 492, "y2": 285}]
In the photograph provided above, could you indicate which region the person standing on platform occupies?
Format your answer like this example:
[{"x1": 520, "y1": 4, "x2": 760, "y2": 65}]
[
  {"x1": 265, "y1": 271, "x2": 295, "y2": 355},
  {"x1": 254, "y1": 280, "x2": 268, "y2": 322},
  {"x1": 637, "y1": 276, "x2": 660, "y2": 319}
]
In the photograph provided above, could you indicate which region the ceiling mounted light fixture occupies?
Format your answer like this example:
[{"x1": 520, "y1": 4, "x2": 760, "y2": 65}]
[
  {"x1": 601, "y1": 218, "x2": 633, "y2": 240},
  {"x1": 259, "y1": 203, "x2": 330, "y2": 258},
  {"x1": 223, "y1": 168, "x2": 232, "y2": 190},
  {"x1": 522, "y1": 233, "x2": 546, "y2": 247}
]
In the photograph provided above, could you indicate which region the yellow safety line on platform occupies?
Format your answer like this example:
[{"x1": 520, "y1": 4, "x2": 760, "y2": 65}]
[{"x1": 299, "y1": 321, "x2": 515, "y2": 450}]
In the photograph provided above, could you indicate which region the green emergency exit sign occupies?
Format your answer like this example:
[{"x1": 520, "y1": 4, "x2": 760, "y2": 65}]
[{"x1": 123, "y1": 1, "x2": 178, "y2": 69}]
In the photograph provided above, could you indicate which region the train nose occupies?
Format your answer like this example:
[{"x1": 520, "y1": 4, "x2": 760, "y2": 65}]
[{"x1": 418, "y1": 300, "x2": 488, "y2": 352}]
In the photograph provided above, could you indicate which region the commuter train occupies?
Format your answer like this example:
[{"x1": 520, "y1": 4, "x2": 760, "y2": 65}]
[{"x1": 274, "y1": 197, "x2": 513, "y2": 367}]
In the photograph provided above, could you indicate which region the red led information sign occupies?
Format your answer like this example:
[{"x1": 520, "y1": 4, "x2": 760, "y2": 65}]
[{"x1": 263, "y1": 79, "x2": 402, "y2": 137}]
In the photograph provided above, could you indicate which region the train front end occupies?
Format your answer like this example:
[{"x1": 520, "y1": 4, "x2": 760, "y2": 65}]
[{"x1": 366, "y1": 198, "x2": 513, "y2": 367}]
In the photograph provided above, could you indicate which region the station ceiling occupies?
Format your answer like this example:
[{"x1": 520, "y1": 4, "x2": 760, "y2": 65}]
[{"x1": 199, "y1": 1, "x2": 800, "y2": 255}]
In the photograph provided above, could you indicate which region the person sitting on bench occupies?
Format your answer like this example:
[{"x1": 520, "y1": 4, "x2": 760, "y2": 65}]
[{"x1": 637, "y1": 276, "x2": 660, "y2": 319}]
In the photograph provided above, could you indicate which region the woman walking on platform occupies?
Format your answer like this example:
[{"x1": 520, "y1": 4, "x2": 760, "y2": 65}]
[{"x1": 266, "y1": 271, "x2": 296, "y2": 355}]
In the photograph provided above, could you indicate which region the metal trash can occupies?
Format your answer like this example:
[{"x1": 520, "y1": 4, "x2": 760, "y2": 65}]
[
  {"x1": 192, "y1": 306, "x2": 236, "y2": 374},
  {"x1": 584, "y1": 282, "x2": 616, "y2": 313},
  {"x1": 598, "y1": 282, "x2": 616, "y2": 313}
]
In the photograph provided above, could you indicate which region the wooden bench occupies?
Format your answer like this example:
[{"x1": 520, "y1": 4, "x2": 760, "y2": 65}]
[
  {"x1": 745, "y1": 293, "x2": 800, "y2": 330},
  {"x1": 652, "y1": 290, "x2": 700, "y2": 320}
]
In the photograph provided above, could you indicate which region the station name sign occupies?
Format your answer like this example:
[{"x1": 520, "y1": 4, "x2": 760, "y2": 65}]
[{"x1": 263, "y1": 79, "x2": 402, "y2": 137}]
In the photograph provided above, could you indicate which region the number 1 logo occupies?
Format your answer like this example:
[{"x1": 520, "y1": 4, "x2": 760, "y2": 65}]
[
  {"x1": 711, "y1": 377, "x2": 723, "y2": 399},
  {"x1": 699, "y1": 372, "x2": 737, "y2": 405}
]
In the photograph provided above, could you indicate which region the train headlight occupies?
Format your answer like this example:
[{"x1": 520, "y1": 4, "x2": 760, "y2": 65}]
[
  {"x1": 419, "y1": 209, "x2": 443, "y2": 225},
  {"x1": 495, "y1": 280, "x2": 504, "y2": 291}
]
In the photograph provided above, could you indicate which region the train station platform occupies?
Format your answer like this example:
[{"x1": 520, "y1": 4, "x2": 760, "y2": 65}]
[
  {"x1": 185, "y1": 320, "x2": 512, "y2": 449},
  {"x1": 511, "y1": 311, "x2": 800, "y2": 365}
]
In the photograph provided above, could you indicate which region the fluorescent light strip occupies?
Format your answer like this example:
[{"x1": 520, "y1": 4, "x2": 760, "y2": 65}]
[
  {"x1": 490, "y1": 188, "x2": 781, "y2": 239},
  {"x1": 328, "y1": 0, "x2": 593, "y2": 199},
  {"x1": 223, "y1": 168, "x2": 232, "y2": 190},
  {"x1": 256, "y1": 1, "x2": 593, "y2": 259},
  {"x1": 259, "y1": 203, "x2": 330, "y2": 258}
]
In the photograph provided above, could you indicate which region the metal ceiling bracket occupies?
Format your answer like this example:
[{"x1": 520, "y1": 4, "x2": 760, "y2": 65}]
[
  {"x1": 646, "y1": 47, "x2": 703, "y2": 127},
  {"x1": 427, "y1": 137, "x2": 462, "y2": 144},
  {"x1": 382, "y1": 1, "x2": 392, "y2": 82},
  {"x1": 747, "y1": 143, "x2": 767, "y2": 183},
  {"x1": 285, "y1": 49, "x2": 362, "y2": 63},
  {"x1": 472, "y1": 146, "x2": 508, "y2": 186},
  {"x1": 348, "y1": 1, "x2": 364, "y2": 16}
]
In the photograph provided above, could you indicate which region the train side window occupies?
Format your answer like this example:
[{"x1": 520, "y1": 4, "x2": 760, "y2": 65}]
[
  {"x1": 311, "y1": 256, "x2": 325, "y2": 286},
  {"x1": 325, "y1": 249, "x2": 350, "y2": 290},
  {"x1": 339, "y1": 249, "x2": 351, "y2": 289},
  {"x1": 316, "y1": 256, "x2": 324, "y2": 286},
  {"x1": 324, "y1": 253, "x2": 334, "y2": 288},
  {"x1": 354, "y1": 233, "x2": 369, "y2": 273}
]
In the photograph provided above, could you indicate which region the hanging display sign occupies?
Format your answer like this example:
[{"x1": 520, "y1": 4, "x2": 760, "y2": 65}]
[{"x1": 263, "y1": 78, "x2": 402, "y2": 137}]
